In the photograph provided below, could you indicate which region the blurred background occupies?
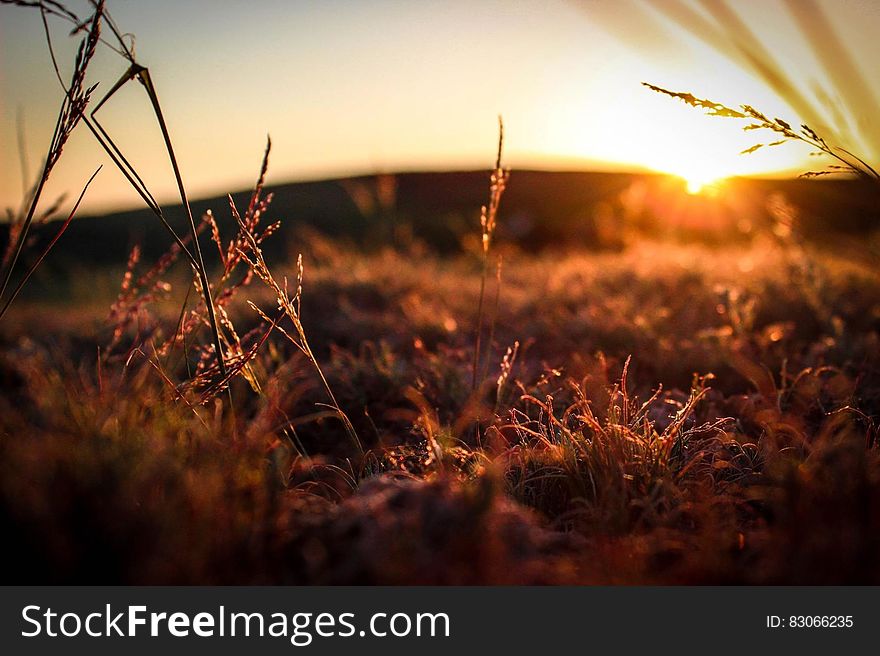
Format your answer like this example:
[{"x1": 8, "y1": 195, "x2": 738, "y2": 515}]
[{"x1": 1, "y1": 0, "x2": 877, "y2": 207}]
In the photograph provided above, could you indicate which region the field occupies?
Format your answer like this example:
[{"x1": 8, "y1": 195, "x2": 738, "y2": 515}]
[
  {"x1": 2, "y1": 173, "x2": 879, "y2": 583},
  {"x1": 2, "y1": 0, "x2": 879, "y2": 587}
]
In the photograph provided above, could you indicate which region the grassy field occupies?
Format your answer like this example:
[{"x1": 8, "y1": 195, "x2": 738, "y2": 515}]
[
  {"x1": 2, "y1": 203, "x2": 879, "y2": 583},
  {"x1": 1, "y1": 0, "x2": 879, "y2": 587}
]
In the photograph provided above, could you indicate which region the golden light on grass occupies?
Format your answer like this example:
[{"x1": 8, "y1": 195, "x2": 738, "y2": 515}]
[
  {"x1": 562, "y1": 0, "x2": 880, "y2": 195},
  {"x1": 3, "y1": 0, "x2": 880, "y2": 589},
  {"x1": 537, "y1": 52, "x2": 811, "y2": 188}
]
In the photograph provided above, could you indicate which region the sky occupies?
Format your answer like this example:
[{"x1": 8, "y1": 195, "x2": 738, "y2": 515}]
[{"x1": 1, "y1": 0, "x2": 879, "y2": 214}]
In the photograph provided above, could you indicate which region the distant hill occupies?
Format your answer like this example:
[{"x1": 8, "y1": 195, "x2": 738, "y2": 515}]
[{"x1": 5, "y1": 170, "x2": 879, "y2": 272}]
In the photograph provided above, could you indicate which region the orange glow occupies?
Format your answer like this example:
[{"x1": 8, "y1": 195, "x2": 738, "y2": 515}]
[
  {"x1": 0, "y1": 1, "x2": 877, "y2": 214},
  {"x1": 682, "y1": 173, "x2": 726, "y2": 196}
]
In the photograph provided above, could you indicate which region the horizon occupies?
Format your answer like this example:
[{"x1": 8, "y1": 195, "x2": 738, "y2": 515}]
[
  {"x1": 74, "y1": 165, "x2": 826, "y2": 221},
  {"x1": 2, "y1": 0, "x2": 879, "y2": 215}
]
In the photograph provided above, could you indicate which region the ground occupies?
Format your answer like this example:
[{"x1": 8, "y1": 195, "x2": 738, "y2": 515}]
[{"x1": 1, "y1": 230, "x2": 879, "y2": 584}]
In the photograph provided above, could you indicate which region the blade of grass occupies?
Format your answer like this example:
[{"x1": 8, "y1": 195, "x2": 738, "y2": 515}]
[
  {"x1": 74, "y1": 15, "x2": 227, "y2": 377},
  {"x1": 0, "y1": 166, "x2": 101, "y2": 322},
  {"x1": 0, "y1": 1, "x2": 102, "y2": 316},
  {"x1": 471, "y1": 116, "x2": 506, "y2": 393}
]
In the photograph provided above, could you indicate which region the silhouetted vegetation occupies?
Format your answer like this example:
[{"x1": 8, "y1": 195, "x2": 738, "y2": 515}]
[{"x1": 2, "y1": 0, "x2": 879, "y2": 585}]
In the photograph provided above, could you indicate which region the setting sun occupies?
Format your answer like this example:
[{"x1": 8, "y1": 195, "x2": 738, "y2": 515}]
[
  {"x1": 5, "y1": 0, "x2": 876, "y2": 213},
  {"x1": 684, "y1": 175, "x2": 720, "y2": 195},
  {"x1": 674, "y1": 163, "x2": 730, "y2": 195}
]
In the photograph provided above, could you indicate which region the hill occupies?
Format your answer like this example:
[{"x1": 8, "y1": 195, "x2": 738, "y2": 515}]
[{"x1": 4, "y1": 170, "x2": 879, "y2": 274}]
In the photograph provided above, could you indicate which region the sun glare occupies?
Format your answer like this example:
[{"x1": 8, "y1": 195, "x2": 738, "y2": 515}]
[
  {"x1": 685, "y1": 178, "x2": 705, "y2": 194},
  {"x1": 663, "y1": 155, "x2": 732, "y2": 195},
  {"x1": 682, "y1": 173, "x2": 724, "y2": 195}
]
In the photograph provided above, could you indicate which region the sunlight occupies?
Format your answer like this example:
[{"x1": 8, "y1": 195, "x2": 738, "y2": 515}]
[
  {"x1": 685, "y1": 177, "x2": 707, "y2": 195},
  {"x1": 681, "y1": 171, "x2": 726, "y2": 195},
  {"x1": 658, "y1": 150, "x2": 732, "y2": 195},
  {"x1": 533, "y1": 52, "x2": 809, "y2": 188}
]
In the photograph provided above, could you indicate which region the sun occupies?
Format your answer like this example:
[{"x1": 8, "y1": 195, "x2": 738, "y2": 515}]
[
  {"x1": 664, "y1": 158, "x2": 731, "y2": 195},
  {"x1": 643, "y1": 141, "x2": 781, "y2": 196},
  {"x1": 682, "y1": 172, "x2": 725, "y2": 195},
  {"x1": 685, "y1": 178, "x2": 705, "y2": 194}
]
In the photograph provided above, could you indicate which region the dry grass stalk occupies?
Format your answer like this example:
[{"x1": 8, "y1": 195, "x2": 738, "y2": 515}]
[
  {"x1": 205, "y1": 142, "x2": 361, "y2": 452},
  {"x1": 643, "y1": 83, "x2": 879, "y2": 181},
  {"x1": 0, "y1": 0, "x2": 103, "y2": 321},
  {"x1": 0, "y1": 167, "x2": 101, "y2": 321},
  {"x1": 107, "y1": 138, "x2": 281, "y2": 409},
  {"x1": 617, "y1": 1, "x2": 879, "y2": 160},
  {"x1": 504, "y1": 359, "x2": 726, "y2": 530},
  {"x1": 471, "y1": 117, "x2": 510, "y2": 393},
  {"x1": 3, "y1": 0, "x2": 227, "y2": 379}
]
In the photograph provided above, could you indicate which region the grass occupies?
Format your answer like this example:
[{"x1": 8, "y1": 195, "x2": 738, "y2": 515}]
[
  {"x1": 2, "y1": 227, "x2": 879, "y2": 583},
  {"x1": 1, "y1": 0, "x2": 880, "y2": 585},
  {"x1": 0, "y1": 0, "x2": 102, "y2": 321},
  {"x1": 643, "y1": 82, "x2": 880, "y2": 180}
]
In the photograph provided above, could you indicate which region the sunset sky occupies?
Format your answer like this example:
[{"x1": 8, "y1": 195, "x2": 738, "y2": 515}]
[{"x1": 1, "y1": 0, "x2": 879, "y2": 214}]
